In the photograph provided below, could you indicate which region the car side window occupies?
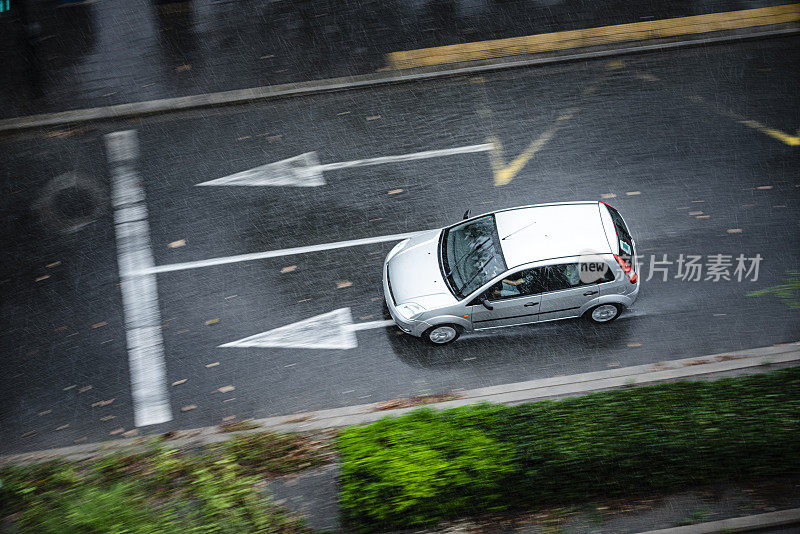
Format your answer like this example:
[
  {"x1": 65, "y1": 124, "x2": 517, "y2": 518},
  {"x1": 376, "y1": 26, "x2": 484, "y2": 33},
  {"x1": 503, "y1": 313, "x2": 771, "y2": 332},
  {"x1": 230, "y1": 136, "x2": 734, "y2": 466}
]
[
  {"x1": 485, "y1": 268, "x2": 542, "y2": 300},
  {"x1": 540, "y1": 262, "x2": 615, "y2": 292}
]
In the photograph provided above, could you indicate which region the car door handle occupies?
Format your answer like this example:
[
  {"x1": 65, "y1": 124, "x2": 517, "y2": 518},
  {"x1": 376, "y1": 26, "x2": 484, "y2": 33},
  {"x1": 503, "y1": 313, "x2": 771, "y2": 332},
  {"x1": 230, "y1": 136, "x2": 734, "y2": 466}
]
[
  {"x1": 583, "y1": 290, "x2": 598, "y2": 296},
  {"x1": 524, "y1": 302, "x2": 538, "y2": 307}
]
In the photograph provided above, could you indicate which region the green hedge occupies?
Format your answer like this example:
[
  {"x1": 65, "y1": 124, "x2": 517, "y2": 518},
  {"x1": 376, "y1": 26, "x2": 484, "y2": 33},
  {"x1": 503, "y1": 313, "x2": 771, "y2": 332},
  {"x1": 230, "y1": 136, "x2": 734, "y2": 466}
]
[
  {"x1": 338, "y1": 368, "x2": 800, "y2": 532},
  {"x1": 0, "y1": 433, "x2": 325, "y2": 533}
]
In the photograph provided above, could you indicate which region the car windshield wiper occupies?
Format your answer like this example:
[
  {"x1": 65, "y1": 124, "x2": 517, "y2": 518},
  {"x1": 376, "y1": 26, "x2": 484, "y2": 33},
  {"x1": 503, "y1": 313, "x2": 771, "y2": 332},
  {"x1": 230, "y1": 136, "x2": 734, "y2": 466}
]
[
  {"x1": 457, "y1": 254, "x2": 497, "y2": 297},
  {"x1": 445, "y1": 237, "x2": 491, "y2": 278}
]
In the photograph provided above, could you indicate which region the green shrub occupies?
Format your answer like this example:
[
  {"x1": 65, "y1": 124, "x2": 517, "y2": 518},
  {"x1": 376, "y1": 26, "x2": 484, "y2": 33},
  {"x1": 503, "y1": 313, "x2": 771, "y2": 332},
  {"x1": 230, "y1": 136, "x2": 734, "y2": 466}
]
[
  {"x1": 338, "y1": 368, "x2": 800, "y2": 532},
  {"x1": 338, "y1": 409, "x2": 515, "y2": 531},
  {"x1": 222, "y1": 431, "x2": 329, "y2": 475},
  {"x1": 0, "y1": 444, "x2": 310, "y2": 533}
]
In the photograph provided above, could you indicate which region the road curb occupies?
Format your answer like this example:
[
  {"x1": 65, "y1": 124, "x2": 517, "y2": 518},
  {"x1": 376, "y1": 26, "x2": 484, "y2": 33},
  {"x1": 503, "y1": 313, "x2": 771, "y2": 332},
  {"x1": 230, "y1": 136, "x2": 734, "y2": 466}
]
[
  {"x1": 388, "y1": 4, "x2": 800, "y2": 69},
  {"x1": 636, "y1": 507, "x2": 800, "y2": 533},
  {"x1": 2, "y1": 342, "x2": 797, "y2": 465},
  {"x1": 0, "y1": 24, "x2": 797, "y2": 133}
]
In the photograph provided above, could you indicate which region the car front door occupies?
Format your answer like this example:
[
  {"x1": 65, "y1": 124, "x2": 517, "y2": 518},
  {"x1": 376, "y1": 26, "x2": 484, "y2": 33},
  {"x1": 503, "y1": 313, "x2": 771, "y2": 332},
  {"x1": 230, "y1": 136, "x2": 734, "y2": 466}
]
[{"x1": 469, "y1": 268, "x2": 542, "y2": 330}]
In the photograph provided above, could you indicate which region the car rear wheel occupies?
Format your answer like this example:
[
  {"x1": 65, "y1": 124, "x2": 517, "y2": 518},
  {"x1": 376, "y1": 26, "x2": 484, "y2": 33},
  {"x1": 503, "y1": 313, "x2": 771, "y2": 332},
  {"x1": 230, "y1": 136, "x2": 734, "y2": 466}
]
[
  {"x1": 424, "y1": 324, "x2": 460, "y2": 345},
  {"x1": 585, "y1": 304, "x2": 622, "y2": 324}
]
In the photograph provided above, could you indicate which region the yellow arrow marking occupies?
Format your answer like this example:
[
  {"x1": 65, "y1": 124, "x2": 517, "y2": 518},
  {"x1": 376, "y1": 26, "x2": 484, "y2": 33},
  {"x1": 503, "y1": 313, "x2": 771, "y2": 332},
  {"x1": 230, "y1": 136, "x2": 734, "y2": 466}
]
[
  {"x1": 488, "y1": 108, "x2": 578, "y2": 186},
  {"x1": 636, "y1": 72, "x2": 799, "y2": 147},
  {"x1": 738, "y1": 121, "x2": 800, "y2": 147}
]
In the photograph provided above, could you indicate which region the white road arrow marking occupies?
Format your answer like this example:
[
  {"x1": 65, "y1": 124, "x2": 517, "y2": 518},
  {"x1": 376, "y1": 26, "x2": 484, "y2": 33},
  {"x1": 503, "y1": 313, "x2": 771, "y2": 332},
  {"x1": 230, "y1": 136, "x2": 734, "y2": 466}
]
[
  {"x1": 219, "y1": 308, "x2": 396, "y2": 350},
  {"x1": 196, "y1": 144, "x2": 493, "y2": 187},
  {"x1": 129, "y1": 230, "x2": 421, "y2": 276}
]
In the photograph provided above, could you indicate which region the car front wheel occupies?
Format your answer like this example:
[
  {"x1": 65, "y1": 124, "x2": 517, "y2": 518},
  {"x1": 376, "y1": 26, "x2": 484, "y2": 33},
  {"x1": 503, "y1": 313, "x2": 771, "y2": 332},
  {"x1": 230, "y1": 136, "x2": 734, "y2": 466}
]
[
  {"x1": 424, "y1": 324, "x2": 460, "y2": 345},
  {"x1": 585, "y1": 304, "x2": 622, "y2": 324}
]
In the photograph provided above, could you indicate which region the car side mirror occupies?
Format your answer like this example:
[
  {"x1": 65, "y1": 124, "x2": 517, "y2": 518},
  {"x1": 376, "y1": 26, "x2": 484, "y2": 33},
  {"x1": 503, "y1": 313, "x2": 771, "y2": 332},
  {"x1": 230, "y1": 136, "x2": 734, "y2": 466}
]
[
  {"x1": 463, "y1": 209, "x2": 471, "y2": 220},
  {"x1": 481, "y1": 297, "x2": 493, "y2": 310}
]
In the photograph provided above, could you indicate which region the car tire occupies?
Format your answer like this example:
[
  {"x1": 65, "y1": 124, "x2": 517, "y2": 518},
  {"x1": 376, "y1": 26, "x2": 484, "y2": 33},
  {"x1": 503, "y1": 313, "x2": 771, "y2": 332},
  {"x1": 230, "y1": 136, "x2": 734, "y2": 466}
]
[
  {"x1": 423, "y1": 324, "x2": 461, "y2": 345},
  {"x1": 584, "y1": 303, "x2": 622, "y2": 324}
]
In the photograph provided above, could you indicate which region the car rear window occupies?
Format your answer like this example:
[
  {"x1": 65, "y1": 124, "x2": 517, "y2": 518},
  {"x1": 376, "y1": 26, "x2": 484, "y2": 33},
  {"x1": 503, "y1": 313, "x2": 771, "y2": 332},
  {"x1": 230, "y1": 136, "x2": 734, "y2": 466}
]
[{"x1": 605, "y1": 205, "x2": 634, "y2": 267}]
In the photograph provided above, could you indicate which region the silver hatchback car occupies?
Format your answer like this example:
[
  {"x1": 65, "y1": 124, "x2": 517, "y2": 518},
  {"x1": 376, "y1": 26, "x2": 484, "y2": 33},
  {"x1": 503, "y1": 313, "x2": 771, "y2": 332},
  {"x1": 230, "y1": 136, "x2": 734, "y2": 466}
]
[{"x1": 383, "y1": 201, "x2": 639, "y2": 344}]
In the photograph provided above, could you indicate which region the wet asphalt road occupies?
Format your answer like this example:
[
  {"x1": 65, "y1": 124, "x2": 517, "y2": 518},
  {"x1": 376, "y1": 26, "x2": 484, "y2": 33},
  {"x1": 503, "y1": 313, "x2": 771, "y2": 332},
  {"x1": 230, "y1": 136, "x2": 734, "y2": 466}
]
[{"x1": 1, "y1": 36, "x2": 799, "y2": 454}]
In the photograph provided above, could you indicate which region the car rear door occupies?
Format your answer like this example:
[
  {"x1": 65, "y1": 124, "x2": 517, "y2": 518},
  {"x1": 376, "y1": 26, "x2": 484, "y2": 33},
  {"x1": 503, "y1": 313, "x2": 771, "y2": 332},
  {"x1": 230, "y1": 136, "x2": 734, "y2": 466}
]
[{"x1": 538, "y1": 261, "x2": 611, "y2": 321}]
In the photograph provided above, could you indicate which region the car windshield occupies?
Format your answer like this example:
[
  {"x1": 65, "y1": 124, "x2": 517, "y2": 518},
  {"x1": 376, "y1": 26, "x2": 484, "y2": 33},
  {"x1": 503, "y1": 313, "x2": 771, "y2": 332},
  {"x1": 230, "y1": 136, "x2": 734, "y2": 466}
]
[{"x1": 440, "y1": 215, "x2": 507, "y2": 299}]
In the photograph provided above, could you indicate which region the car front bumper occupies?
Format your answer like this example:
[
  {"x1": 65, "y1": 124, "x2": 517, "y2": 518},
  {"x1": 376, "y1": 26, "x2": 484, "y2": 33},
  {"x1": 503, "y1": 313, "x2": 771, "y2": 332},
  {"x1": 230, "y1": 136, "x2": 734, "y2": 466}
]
[{"x1": 382, "y1": 261, "x2": 429, "y2": 337}]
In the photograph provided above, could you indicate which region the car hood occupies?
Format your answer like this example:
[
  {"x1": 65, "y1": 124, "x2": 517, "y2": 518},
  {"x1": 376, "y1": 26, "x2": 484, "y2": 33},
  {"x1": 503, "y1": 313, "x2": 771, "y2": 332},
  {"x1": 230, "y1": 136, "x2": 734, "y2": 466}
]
[{"x1": 386, "y1": 229, "x2": 458, "y2": 307}]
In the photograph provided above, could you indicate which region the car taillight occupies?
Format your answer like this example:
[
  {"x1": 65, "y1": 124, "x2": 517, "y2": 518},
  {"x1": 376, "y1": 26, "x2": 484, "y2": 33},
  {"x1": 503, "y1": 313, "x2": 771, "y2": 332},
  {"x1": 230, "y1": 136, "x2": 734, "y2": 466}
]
[{"x1": 614, "y1": 254, "x2": 637, "y2": 283}]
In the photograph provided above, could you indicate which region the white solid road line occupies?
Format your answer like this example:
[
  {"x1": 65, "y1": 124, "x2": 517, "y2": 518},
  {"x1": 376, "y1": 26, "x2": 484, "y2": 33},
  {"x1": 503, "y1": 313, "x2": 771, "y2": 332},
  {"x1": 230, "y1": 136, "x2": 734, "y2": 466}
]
[
  {"x1": 130, "y1": 231, "x2": 422, "y2": 276},
  {"x1": 106, "y1": 131, "x2": 172, "y2": 428},
  {"x1": 195, "y1": 144, "x2": 494, "y2": 187}
]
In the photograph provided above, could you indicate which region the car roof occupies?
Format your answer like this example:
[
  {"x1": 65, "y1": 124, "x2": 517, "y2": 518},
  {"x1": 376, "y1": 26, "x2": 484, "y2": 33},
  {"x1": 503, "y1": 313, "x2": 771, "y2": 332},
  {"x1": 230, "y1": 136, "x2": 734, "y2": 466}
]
[{"x1": 493, "y1": 202, "x2": 613, "y2": 268}]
